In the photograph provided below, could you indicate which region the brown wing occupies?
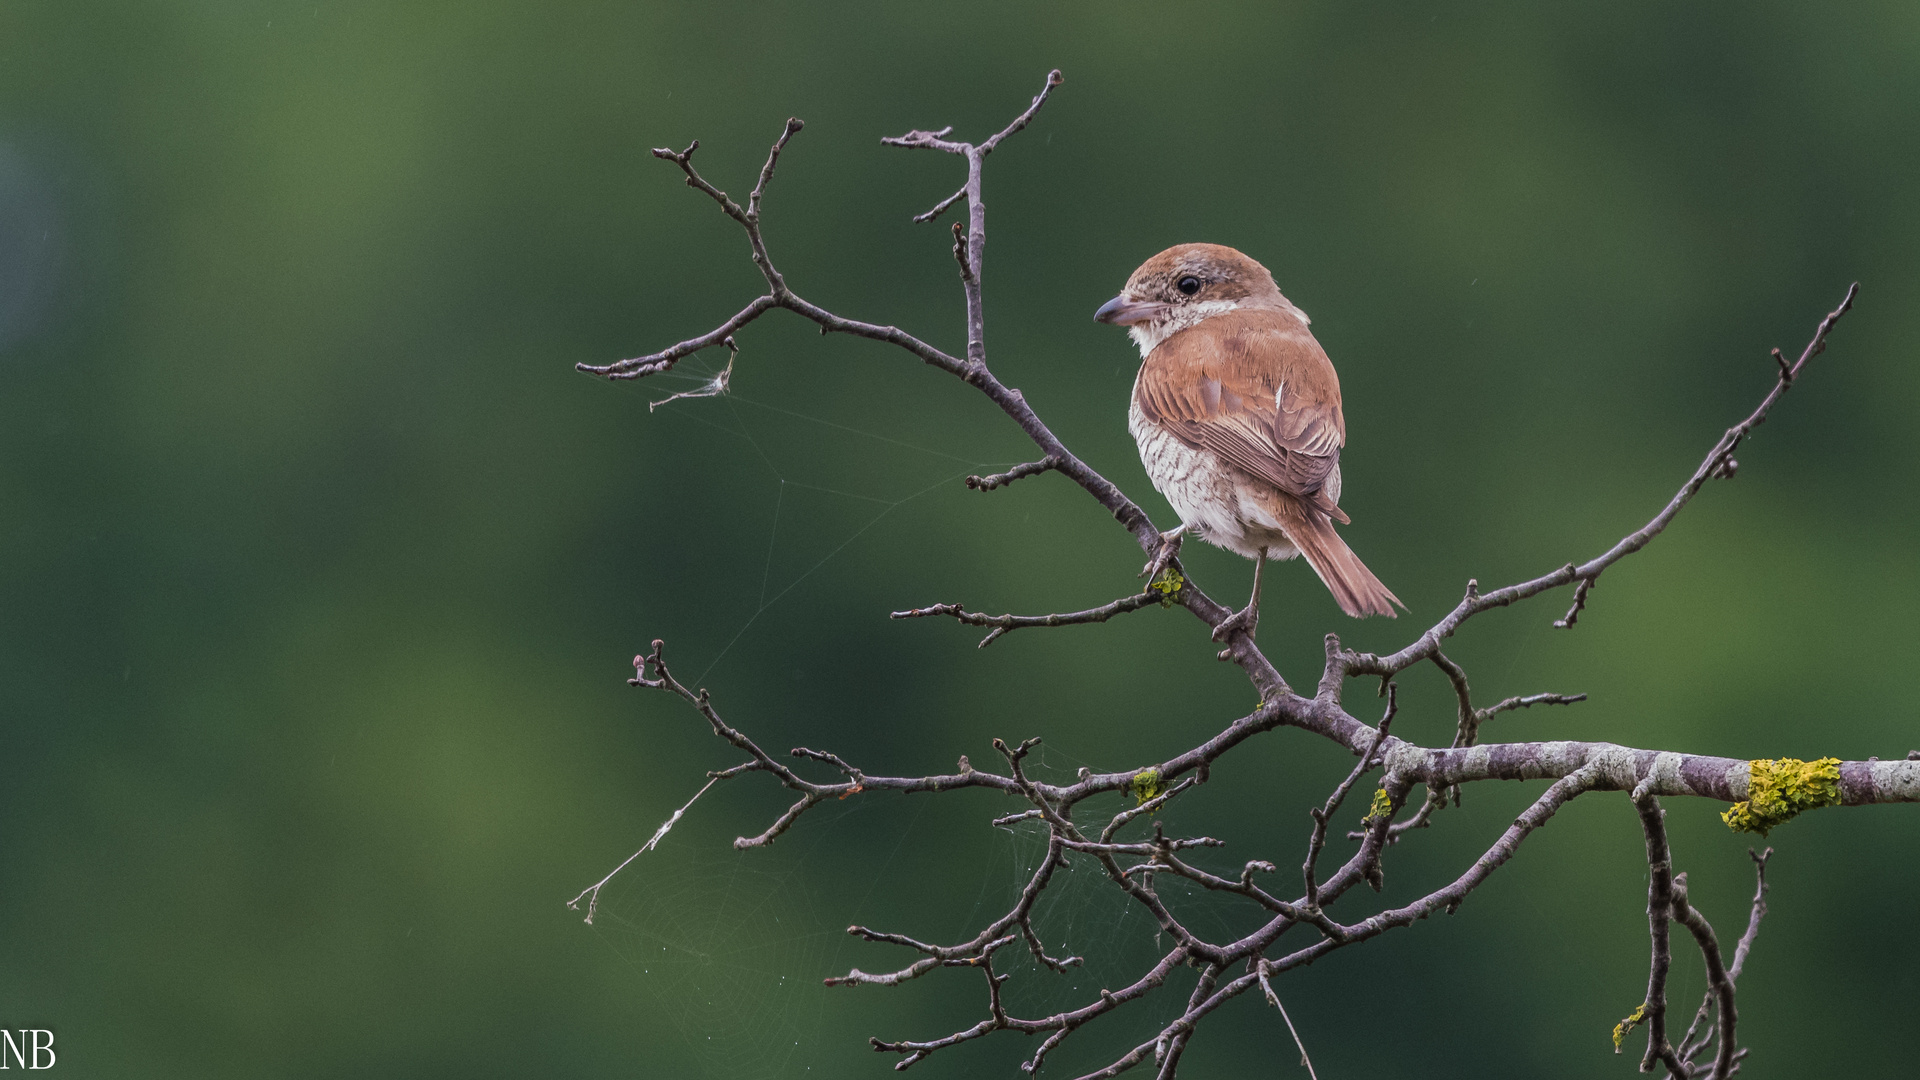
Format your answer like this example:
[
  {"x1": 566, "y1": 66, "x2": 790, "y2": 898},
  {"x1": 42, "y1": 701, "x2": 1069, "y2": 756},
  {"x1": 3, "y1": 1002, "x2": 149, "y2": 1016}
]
[{"x1": 1135, "y1": 307, "x2": 1351, "y2": 523}]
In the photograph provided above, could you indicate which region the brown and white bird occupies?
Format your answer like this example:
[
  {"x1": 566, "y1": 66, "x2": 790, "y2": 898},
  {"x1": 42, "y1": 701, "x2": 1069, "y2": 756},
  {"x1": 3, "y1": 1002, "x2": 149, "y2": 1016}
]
[{"x1": 1095, "y1": 243, "x2": 1402, "y2": 637}]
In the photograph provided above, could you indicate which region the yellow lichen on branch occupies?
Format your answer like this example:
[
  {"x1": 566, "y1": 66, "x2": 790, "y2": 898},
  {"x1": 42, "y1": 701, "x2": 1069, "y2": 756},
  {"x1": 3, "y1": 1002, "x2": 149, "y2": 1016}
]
[
  {"x1": 1148, "y1": 568, "x2": 1184, "y2": 607},
  {"x1": 1361, "y1": 787, "x2": 1393, "y2": 826},
  {"x1": 1130, "y1": 768, "x2": 1165, "y2": 805},
  {"x1": 1612, "y1": 1002, "x2": 1648, "y2": 1052},
  {"x1": 1722, "y1": 757, "x2": 1841, "y2": 835}
]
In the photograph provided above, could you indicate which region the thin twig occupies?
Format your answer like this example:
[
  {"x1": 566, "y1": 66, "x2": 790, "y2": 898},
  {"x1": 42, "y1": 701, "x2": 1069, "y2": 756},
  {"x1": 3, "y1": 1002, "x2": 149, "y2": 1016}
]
[
  {"x1": 1631, "y1": 787, "x2": 1690, "y2": 1075},
  {"x1": 1475, "y1": 691, "x2": 1587, "y2": 723},
  {"x1": 1306, "y1": 684, "x2": 1396, "y2": 909},
  {"x1": 966, "y1": 455, "x2": 1060, "y2": 491},
  {"x1": 912, "y1": 184, "x2": 967, "y2": 223},
  {"x1": 1101, "y1": 777, "x2": 1198, "y2": 843},
  {"x1": 891, "y1": 591, "x2": 1163, "y2": 648},
  {"x1": 1258, "y1": 963, "x2": 1320, "y2": 1080},
  {"x1": 1554, "y1": 573, "x2": 1597, "y2": 629},
  {"x1": 648, "y1": 337, "x2": 735, "y2": 411},
  {"x1": 1670, "y1": 872, "x2": 1738, "y2": 1080},
  {"x1": 1729, "y1": 847, "x2": 1774, "y2": 981},
  {"x1": 1670, "y1": 848, "x2": 1772, "y2": 1075},
  {"x1": 952, "y1": 221, "x2": 974, "y2": 282}
]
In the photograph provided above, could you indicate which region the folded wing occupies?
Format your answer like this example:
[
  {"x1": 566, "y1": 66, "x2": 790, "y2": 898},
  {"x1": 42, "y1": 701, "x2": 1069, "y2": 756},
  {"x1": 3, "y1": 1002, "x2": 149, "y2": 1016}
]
[{"x1": 1134, "y1": 308, "x2": 1351, "y2": 523}]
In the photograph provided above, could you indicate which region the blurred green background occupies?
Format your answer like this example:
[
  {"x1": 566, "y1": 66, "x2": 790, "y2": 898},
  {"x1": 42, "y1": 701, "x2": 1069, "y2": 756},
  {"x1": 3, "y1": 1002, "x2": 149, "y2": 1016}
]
[{"x1": 3, "y1": 1, "x2": 1917, "y2": 1076}]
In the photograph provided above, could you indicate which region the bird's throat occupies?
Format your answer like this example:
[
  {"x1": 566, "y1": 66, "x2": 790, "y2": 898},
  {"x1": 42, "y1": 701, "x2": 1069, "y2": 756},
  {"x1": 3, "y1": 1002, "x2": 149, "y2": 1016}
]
[
  {"x1": 1127, "y1": 299, "x2": 1310, "y2": 359},
  {"x1": 1127, "y1": 300, "x2": 1243, "y2": 358}
]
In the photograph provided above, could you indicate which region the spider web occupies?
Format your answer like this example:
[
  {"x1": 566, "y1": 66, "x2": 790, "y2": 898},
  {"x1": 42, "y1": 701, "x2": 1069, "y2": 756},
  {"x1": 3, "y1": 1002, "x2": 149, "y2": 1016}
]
[
  {"x1": 977, "y1": 745, "x2": 1278, "y2": 1031},
  {"x1": 580, "y1": 751, "x2": 1269, "y2": 1078},
  {"x1": 575, "y1": 354, "x2": 1008, "y2": 1072},
  {"x1": 575, "y1": 356, "x2": 1285, "y2": 1075},
  {"x1": 639, "y1": 355, "x2": 999, "y2": 686},
  {"x1": 568, "y1": 353, "x2": 1351, "y2": 1068},
  {"x1": 582, "y1": 804, "x2": 851, "y2": 1078}
]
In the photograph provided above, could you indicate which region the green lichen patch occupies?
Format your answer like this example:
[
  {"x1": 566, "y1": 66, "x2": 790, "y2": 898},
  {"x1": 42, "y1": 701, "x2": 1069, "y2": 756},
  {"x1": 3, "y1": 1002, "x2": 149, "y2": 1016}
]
[
  {"x1": 1721, "y1": 756, "x2": 1841, "y2": 836},
  {"x1": 1360, "y1": 787, "x2": 1393, "y2": 826},
  {"x1": 1148, "y1": 568, "x2": 1185, "y2": 607},
  {"x1": 1131, "y1": 768, "x2": 1165, "y2": 806},
  {"x1": 1612, "y1": 1002, "x2": 1647, "y2": 1052}
]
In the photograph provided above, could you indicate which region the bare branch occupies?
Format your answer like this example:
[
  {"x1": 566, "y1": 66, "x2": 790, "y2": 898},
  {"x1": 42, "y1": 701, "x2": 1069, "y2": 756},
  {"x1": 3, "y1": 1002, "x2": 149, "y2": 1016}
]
[
  {"x1": 1306, "y1": 683, "x2": 1395, "y2": 908},
  {"x1": 967, "y1": 455, "x2": 1061, "y2": 491},
  {"x1": 581, "y1": 294, "x2": 776, "y2": 381},
  {"x1": 879, "y1": 124, "x2": 966, "y2": 155},
  {"x1": 581, "y1": 77, "x2": 1222, "y2": 672},
  {"x1": 1475, "y1": 691, "x2": 1587, "y2": 723},
  {"x1": 830, "y1": 830, "x2": 1073, "y2": 995},
  {"x1": 1065, "y1": 835, "x2": 1225, "y2": 857},
  {"x1": 950, "y1": 221, "x2": 974, "y2": 282},
  {"x1": 1359, "y1": 785, "x2": 1446, "y2": 842},
  {"x1": 791, "y1": 746, "x2": 863, "y2": 782},
  {"x1": 629, "y1": 640, "x2": 813, "y2": 792},
  {"x1": 1072, "y1": 766, "x2": 1604, "y2": 1080},
  {"x1": 891, "y1": 590, "x2": 1164, "y2": 647},
  {"x1": 1554, "y1": 572, "x2": 1597, "y2": 629},
  {"x1": 866, "y1": 940, "x2": 1019, "y2": 1069},
  {"x1": 1258, "y1": 964, "x2": 1320, "y2": 1080},
  {"x1": 1154, "y1": 962, "x2": 1219, "y2": 1080},
  {"x1": 1670, "y1": 848, "x2": 1772, "y2": 1075},
  {"x1": 578, "y1": 70, "x2": 1895, "y2": 1079},
  {"x1": 912, "y1": 185, "x2": 967, "y2": 223},
  {"x1": 1631, "y1": 788, "x2": 1691, "y2": 1075},
  {"x1": 979, "y1": 69, "x2": 1064, "y2": 154},
  {"x1": 748, "y1": 117, "x2": 804, "y2": 220},
  {"x1": 734, "y1": 791, "x2": 828, "y2": 850},
  {"x1": 1101, "y1": 777, "x2": 1198, "y2": 843},
  {"x1": 648, "y1": 337, "x2": 735, "y2": 410},
  {"x1": 649, "y1": 138, "x2": 746, "y2": 222},
  {"x1": 1019, "y1": 914, "x2": 1083, "y2": 973},
  {"x1": 1670, "y1": 873, "x2": 1738, "y2": 1079},
  {"x1": 1729, "y1": 847, "x2": 1773, "y2": 982}
]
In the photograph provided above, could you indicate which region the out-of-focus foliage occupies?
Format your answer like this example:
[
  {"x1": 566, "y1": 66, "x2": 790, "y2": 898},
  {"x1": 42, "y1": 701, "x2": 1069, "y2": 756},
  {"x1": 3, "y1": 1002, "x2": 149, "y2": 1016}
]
[{"x1": 1, "y1": 2, "x2": 1916, "y2": 1076}]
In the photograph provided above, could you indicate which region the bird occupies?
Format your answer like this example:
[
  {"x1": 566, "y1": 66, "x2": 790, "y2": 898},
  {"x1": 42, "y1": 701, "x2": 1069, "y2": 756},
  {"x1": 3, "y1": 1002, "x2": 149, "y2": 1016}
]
[{"x1": 1095, "y1": 243, "x2": 1401, "y2": 639}]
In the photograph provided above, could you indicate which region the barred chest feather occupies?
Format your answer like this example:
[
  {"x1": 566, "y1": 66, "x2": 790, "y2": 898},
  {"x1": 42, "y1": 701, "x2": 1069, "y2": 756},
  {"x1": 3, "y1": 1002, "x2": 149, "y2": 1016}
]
[{"x1": 1127, "y1": 393, "x2": 1303, "y2": 564}]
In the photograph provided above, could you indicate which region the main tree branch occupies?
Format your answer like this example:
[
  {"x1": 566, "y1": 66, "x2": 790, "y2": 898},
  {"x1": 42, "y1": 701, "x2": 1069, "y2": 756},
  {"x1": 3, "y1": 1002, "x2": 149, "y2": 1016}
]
[{"x1": 575, "y1": 69, "x2": 1906, "y2": 1078}]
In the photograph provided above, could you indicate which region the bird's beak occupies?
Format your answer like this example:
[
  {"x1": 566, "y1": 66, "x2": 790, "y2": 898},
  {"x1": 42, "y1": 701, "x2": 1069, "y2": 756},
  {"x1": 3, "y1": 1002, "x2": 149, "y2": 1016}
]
[{"x1": 1093, "y1": 294, "x2": 1165, "y2": 326}]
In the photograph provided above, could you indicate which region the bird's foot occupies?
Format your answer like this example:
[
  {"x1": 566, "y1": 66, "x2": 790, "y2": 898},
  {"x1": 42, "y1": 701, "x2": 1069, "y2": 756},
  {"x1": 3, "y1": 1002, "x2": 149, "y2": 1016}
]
[
  {"x1": 1211, "y1": 603, "x2": 1259, "y2": 644},
  {"x1": 1139, "y1": 527, "x2": 1187, "y2": 581}
]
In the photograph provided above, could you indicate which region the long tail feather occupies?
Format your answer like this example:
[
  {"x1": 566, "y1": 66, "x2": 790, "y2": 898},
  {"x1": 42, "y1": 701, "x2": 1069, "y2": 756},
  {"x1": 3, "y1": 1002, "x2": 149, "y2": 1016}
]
[{"x1": 1276, "y1": 499, "x2": 1402, "y2": 618}]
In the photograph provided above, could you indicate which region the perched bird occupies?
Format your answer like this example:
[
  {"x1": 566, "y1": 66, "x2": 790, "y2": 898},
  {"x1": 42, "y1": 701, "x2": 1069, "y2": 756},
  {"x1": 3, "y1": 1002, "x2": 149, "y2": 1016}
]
[{"x1": 1095, "y1": 243, "x2": 1401, "y2": 637}]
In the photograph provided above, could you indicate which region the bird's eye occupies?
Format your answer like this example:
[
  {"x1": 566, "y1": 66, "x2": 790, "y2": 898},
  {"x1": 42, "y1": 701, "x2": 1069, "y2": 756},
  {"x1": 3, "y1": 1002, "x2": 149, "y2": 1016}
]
[{"x1": 1176, "y1": 276, "x2": 1202, "y2": 296}]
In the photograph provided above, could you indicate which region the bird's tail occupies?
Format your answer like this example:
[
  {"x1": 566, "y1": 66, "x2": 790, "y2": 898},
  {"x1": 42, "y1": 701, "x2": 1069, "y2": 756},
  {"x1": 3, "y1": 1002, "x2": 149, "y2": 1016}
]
[{"x1": 1276, "y1": 498, "x2": 1403, "y2": 619}]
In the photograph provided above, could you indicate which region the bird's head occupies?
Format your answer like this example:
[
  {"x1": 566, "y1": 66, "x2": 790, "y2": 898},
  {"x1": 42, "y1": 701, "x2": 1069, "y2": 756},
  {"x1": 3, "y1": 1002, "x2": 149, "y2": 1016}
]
[{"x1": 1094, "y1": 243, "x2": 1306, "y2": 357}]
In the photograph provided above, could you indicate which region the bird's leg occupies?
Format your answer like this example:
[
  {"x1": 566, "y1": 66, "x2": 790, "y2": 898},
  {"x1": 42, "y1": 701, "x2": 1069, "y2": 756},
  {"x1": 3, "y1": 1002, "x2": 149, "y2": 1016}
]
[
  {"x1": 1211, "y1": 548, "x2": 1266, "y2": 643},
  {"x1": 1139, "y1": 524, "x2": 1188, "y2": 581}
]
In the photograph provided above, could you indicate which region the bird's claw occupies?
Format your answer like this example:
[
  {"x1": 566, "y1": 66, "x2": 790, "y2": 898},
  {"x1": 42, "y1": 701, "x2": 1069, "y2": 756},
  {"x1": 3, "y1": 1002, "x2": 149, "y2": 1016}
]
[
  {"x1": 1139, "y1": 528, "x2": 1186, "y2": 581},
  {"x1": 1211, "y1": 604, "x2": 1258, "y2": 644}
]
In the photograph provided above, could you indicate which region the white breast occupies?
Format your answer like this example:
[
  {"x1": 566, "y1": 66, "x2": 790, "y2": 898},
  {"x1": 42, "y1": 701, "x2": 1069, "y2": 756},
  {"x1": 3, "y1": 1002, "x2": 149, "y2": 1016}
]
[{"x1": 1127, "y1": 393, "x2": 1299, "y2": 562}]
